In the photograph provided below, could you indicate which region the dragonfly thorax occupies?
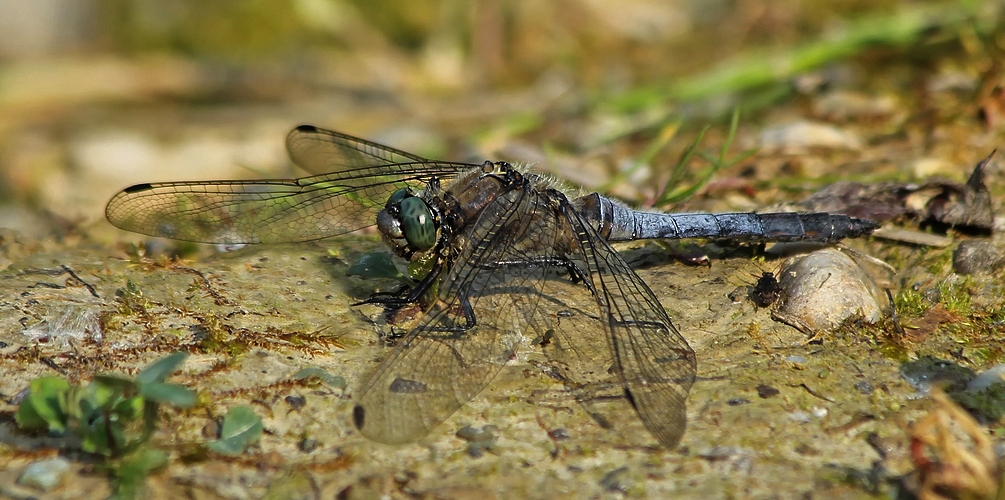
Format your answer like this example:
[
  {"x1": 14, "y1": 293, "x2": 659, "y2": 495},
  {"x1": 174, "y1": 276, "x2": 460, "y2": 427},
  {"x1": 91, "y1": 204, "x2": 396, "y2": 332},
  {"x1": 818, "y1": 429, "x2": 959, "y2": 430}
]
[{"x1": 377, "y1": 188, "x2": 440, "y2": 260}]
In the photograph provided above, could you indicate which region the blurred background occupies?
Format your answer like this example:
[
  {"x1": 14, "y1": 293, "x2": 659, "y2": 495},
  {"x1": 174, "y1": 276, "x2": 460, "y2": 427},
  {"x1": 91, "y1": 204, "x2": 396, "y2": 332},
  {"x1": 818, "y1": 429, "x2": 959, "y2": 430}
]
[{"x1": 0, "y1": 0, "x2": 1002, "y2": 250}]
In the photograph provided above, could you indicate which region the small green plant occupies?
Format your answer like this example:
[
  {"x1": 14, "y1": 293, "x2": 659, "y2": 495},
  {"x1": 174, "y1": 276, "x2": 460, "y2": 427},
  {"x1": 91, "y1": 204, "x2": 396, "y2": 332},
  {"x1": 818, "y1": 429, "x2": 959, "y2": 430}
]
[
  {"x1": 15, "y1": 352, "x2": 196, "y2": 499},
  {"x1": 939, "y1": 279, "x2": 974, "y2": 315},
  {"x1": 894, "y1": 287, "x2": 929, "y2": 318},
  {"x1": 207, "y1": 406, "x2": 263, "y2": 455}
]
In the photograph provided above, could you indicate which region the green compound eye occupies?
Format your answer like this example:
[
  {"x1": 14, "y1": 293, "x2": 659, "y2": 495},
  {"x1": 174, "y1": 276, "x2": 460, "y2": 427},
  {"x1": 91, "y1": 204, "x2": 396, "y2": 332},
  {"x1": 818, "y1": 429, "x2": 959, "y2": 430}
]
[
  {"x1": 387, "y1": 188, "x2": 411, "y2": 206},
  {"x1": 399, "y1": 197, "x2": 436, "y2": 251}
]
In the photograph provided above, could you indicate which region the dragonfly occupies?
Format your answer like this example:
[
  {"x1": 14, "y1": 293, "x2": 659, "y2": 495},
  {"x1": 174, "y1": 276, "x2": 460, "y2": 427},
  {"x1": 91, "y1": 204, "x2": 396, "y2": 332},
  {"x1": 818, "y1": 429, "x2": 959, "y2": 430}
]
[{"x1": 105, "y1": 125, "x2": 879, "y2": 448}]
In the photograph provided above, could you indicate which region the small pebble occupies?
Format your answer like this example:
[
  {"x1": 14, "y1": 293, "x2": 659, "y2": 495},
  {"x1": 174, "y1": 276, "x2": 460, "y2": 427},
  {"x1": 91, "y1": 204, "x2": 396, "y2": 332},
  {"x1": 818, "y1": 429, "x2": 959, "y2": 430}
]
[
  {"x1": 854, "y1": 381, "x2": 874, "y2": 395},
  {"x1": 811, "y1": 90, "x2": 897, "y2": 121},
  {"x1": 698, "y1": 447, "x2": 754, "y2": 473},
  {"x1": 17, "y1": 457, "x2": 71, "y2": 491},
  {"x1": 901, "y1": 356, "x2": 974, "y2": 394},
  {"x1": 759, "y1": 121, "x2": 863, "y2": 152},
  {"x1": 456, "y1": 425, "x2": 498, "y2": 443},
  {"x1": 774, "y1": 248, "x2": 886, "y2": 333},
  {"x1": 757, "y1": 385, "x2": 780, "y2": 398},
  {"x1": 599, "y1": 467, "x2": 632, "y2": 492},
  {"x1": 285, "y1": 395, "x2": 307, "y2": 410},
  {"x1": 548, "y1": 428, "x2": 570, "y2": 441},
  {"x1": 966, "y1": 364, "x2": 1005, "y2": 392},
  {"x1": 788, "y1": 411, "x2": 812, "y2": 423},
  {"x1": 700, "y1": 446, "x2": 744, "y2": 461},
  {"x1": 953, "y1": 240, "x2": 1005, "y2": 275},
  {"x1": 298, "y1": 438, "x2": 320, "y2": 453}
]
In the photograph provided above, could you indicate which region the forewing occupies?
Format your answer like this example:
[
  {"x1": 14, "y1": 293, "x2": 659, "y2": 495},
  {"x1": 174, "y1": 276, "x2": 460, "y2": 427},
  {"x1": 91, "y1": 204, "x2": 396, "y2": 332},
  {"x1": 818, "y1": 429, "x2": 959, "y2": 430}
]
[
  {"x1": 352, "y1": 184, "x2": 570, "y2": 444},
  {"x1": 106, "y1": 126, "x2": 477, "y2": 244},
  {"x1": 106, "y1": 163, "x2": 468, "y2": 244},
  {"x1": 556, "y1": 203, "x2": 697, "y2": 448}
]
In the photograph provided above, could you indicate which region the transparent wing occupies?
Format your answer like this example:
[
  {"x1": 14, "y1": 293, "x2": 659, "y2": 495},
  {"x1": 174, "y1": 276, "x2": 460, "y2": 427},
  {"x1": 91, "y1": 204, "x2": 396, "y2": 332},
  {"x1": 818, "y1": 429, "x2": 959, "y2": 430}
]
[
  {"x1": 351, "y1": 180, "x2": 696, "y2": 447},
  {"x1": 105, "y1": 128, "x2": 476, "y2": 244},
  {"x1": 286, "y1": 125, "x2": 434, "y2": 173},
  {"x1": 556, "y1": 202, "x2": 697, "y2": 448}
]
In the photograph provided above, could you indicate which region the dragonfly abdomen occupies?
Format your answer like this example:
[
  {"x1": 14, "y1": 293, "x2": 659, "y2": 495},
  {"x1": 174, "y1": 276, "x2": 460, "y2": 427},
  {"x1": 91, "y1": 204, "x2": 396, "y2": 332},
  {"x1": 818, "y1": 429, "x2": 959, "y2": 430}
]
[
  {"x1": 580, "y1": 193, "x2": 878, "y2": 243},
  {"x1": 625, "y1": 210, "x2": 878, "y2": 243}
]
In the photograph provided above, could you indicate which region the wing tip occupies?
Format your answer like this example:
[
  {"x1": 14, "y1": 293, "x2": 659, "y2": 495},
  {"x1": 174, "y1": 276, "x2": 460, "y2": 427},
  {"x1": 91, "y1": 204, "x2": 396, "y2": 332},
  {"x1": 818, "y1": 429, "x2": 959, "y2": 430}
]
[{"x1": 122, "y1": 183, "x2": 154, "y2": 194}]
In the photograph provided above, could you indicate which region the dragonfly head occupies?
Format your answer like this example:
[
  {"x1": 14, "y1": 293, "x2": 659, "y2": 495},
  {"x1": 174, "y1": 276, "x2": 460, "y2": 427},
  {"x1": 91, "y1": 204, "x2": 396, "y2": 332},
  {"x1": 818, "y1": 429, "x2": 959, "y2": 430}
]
[{"x1": 377, "y1": 188, "x2": 439, "y2": 259}]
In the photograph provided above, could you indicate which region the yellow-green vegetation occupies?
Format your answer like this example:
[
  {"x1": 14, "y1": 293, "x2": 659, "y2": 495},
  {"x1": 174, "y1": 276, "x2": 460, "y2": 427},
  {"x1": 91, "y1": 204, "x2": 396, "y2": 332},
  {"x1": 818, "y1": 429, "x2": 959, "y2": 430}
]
[
  {"x1": 964, "y1": 347, "x2": 1002, "y2": 367},
  {"x1": 194, "y1": 313, "x2": 248, "y2": 356},
  {"x1": 924, "y1": 246, "x2": 956, "y2": 276},
  {"x1": 939, "y1": 278, "x2": 975, "y2": 315},
  {"x1": 894, "y1": 287, "x2": 929, "y2": 318},
  {"x1": 116, "y1": 280, "x2": 151, "y2": 317},
  {"x1": 655, "y1": 109, "x2": 756, "y2": 208}
]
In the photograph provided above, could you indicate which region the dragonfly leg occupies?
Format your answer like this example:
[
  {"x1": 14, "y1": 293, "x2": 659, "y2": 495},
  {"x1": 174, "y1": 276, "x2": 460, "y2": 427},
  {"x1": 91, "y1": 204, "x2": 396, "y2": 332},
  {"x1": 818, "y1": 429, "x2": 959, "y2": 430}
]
[{"x1": 410, "y1": 294, "x2": 478, "y2": 335}]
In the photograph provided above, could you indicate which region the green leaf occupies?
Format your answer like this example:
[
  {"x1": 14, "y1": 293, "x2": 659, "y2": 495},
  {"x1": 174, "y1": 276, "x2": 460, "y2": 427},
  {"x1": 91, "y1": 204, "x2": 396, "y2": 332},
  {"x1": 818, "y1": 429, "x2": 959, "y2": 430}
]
[
  {"x1": 346, "y1": 252, "x2": 411, "y2": 284},
  {"x1": 93, "y1": 375, "x2": 137, "y2": 395},
  {"x1": 291, "y1": 368, "x2": 346, "y2": 388},
  {"x1": 219, "y1": 406, "x2": 263, "y2": 440},
  {"x1": 80, "y1": 414, "x2": 125, "y2": 456},
  {"x1": 141, "y1": 398, "x2": 159, "y2": 443},
  {"x1": 136, "y1": 352, "x2": 188, "y2": 386},
  {"x1": 62, "y1": 386, "x2": 95, "y2": 422},
  {"x1": 90, "y1": 378, "x2": 131, "y2": 413},
  {"x1": 208, "y1": 406, "x2": 262, "y2": 456},
  {"x1": 140, "y1": 383, "x2": 196, "y2": 408},
  {"x1": 207, "y1": 435, "x2": 250, "y2": 456},
  {"x1": 654, "y1": 126, "x2": 708, "y2": 207},
  {"x1": 76, "y1": 392, "x2": 100, "y2": 422},
  {"x1": 30, "y1": 377, "x2": 70, "y2": 396},
  {"x1": 111, "y1": 395, "x2": 146, "y2": 420},
  {"x1": 14, "y1": 400, "x2": 48, "y2": 431},
  {"x1": 16, "y1": 377, "x2": 70, "y2": 432},
  {"x1": 79, "y1": 428, "x2": 103, "y2": 455}
]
